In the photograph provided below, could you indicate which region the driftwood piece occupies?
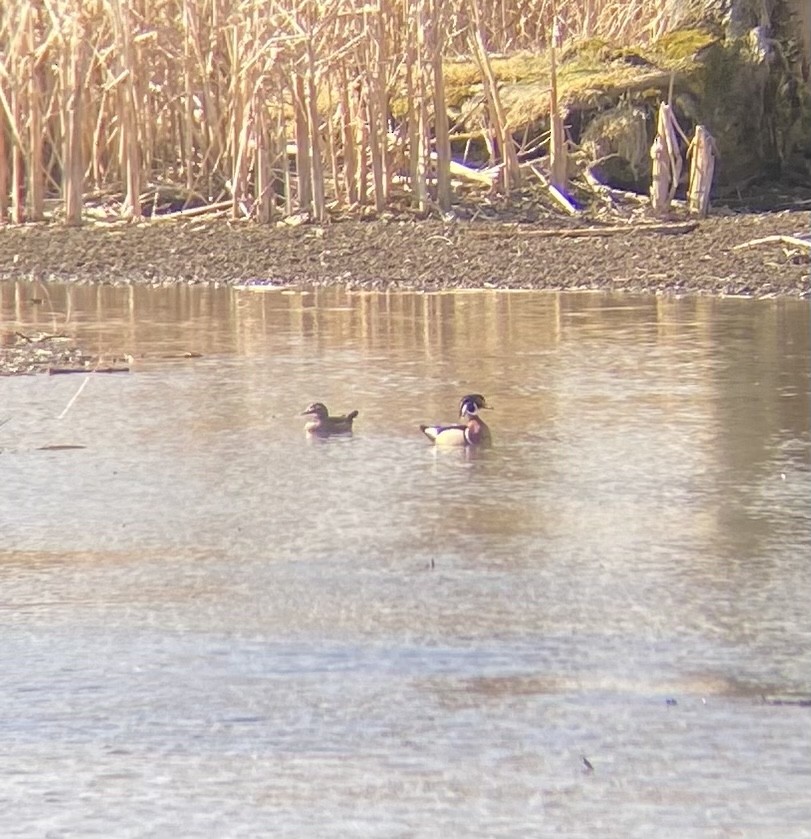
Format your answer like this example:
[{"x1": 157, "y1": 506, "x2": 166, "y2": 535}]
[
  {"x1": 583, "y1": 165, "x2": 650, "y2": 207},
  {"x1": 687, "y1": 125, "x2": 717, "y2": 218},
  {"x1": 427, "y1": 153, "x2": 501, "y2": 186},
  {"x1": 732, "y1": 235, "x2": 811, "y2": 251},
  {"x1": 650, "y1": 103, "x2": 685, "y2": 216},
  {"x1": 48, "y1": 366, "x2": 130, "y2": 375},
  {"x1": 147, "y1": 200, "x2": 232, "y2": 221},
  {"x1": 15, "y1": 330, "x2": 69, "y2": 343},
  {"x1": 529, "y1": 165, "x2": 579, "y2": 215},
  {"x1": 467, "y1": 221, "x2": 698, "y2": 239}
]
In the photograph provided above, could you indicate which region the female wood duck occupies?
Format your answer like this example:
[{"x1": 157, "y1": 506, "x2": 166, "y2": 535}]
[
  {"x1": 420, "y1": 393, "x2": 492, "y2": 447},
  {"x1": 301, "y1": 402, "x2": 359, "y2": 436}
]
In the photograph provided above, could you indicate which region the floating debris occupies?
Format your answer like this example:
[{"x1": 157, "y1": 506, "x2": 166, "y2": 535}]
[{"x1": 1, "y1": 331, "x2": 95, "y2": 376}]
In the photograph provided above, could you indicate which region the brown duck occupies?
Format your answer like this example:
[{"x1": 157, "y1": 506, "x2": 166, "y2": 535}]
[{"x1": 301, "y1": 402, "x2": 359, "y2": 436}]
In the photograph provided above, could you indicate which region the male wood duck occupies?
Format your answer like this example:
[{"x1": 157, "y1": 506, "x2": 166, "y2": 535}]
[
  {"x1": 301, "y1": 402, "x2": 359, "y2": 436},
  {"x1": 420, "y1": 393, "x2": 492, "y2": 447}
]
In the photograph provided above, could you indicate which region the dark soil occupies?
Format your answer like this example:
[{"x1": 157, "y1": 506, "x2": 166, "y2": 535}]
[{"x1": 1, "y1": 208, "x2": 809, "y2": 374}]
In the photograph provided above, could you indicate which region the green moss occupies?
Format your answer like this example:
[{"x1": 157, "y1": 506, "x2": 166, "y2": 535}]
[
  {"x1": 443, "y1": 52, "x2": 548, "y2": 91},
  {"x1": 435, "y1": 28, "x2": 749, "y2": 135},
  {"x1": 559, "y1": 37, "x2": 612, "y2": 64},
  {"x1": 651, "y1": 28, "x2": 719, "y2": 68}
]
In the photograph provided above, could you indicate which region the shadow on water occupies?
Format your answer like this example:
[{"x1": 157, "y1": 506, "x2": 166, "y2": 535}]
[{"x1": 1, "y1": 280, "x2": 810, "y2": 835}]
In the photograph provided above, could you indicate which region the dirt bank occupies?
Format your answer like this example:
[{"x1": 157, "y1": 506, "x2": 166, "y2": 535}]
[{"x1": 1, "y1": 209, "x2": 808, "y2": 297}]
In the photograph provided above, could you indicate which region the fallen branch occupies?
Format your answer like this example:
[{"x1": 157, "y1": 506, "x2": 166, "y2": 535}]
[
  {"x1": 49, "y1": 366, "x2": 130, "y2": 375},
  {"x1": 146, "y1": 200, "x2": 232, "y2": 222},
  {"x1": 15, "y1": 330, "x2": 69, "y2": 343},
  {"x1": 529, "y1": 164, "x2": 579, "y2": 216},
  {"x1": 428, "y1": 153, "x2": 501, "y2": 186},
  {"x1": 583, "y1": 165, "x2": 647, "y2": 205},
  {"x1": 732, "y1": 235, "x2": 811, "y2": 251},
  {"x1": 467, "y1": 221, "x2": 698, "y2": 239}
]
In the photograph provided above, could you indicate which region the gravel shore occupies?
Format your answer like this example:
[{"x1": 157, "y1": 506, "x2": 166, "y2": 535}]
[{"x1": 1, "y1": 210, "x2": 808, "y2": 296}]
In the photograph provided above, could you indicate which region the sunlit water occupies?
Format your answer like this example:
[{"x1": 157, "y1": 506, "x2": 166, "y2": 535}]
[{"x1": 2, "y1": 282, "x2": 810, "y2": 837}]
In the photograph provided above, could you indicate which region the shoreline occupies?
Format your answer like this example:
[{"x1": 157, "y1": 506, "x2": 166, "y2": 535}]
[
  {"x1": 2, "y1": 209, "x2": 809, "y2": 376},
  {"x1": 0, "y1": 209, "x2": 809, "y2": 299}
]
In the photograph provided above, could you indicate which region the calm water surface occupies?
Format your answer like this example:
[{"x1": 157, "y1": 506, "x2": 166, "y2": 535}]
[{"x1": 1, "y1": 282, "x2": 810, "y2": 837}]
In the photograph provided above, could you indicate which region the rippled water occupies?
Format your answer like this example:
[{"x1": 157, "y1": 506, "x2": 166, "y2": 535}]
[{"x1": 2, "y1": 282, "x2": 810, "y2": 837}]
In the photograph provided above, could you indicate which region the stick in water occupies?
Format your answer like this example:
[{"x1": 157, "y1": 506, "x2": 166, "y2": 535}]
[{"x1": 58, "y1": 374, "x2": 92, "y2": 420}]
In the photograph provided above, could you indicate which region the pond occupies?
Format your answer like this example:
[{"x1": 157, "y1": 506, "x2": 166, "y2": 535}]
[{"x1": 1, "y1": 281, "x2": 810, "y2": 836}]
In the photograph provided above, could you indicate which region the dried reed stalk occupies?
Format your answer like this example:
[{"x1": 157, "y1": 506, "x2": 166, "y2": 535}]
[
  {"x1": 0, "y1": 0, "x2": 666, "y2": 227},
  {"x1": 305, "y1": 46, "x2": 326, "y2": 222},
  {"x1": 407, "y1": 0, "x2": 429, "y2": 212},
  {"x1": 26, "y1": 1, "x2": 45, "y2": 221},
  {"x1": 363, "y1": 1, "x2": 389, "y2": 213},
  {"x1": 294, "y1": 74, "x2": 313, "y2": 214},
  {"x1": 10, "y1": 68, "x2": 24, "y2": 224},
  {"x1": 649, "y1": 103, "x2": 684, "y2": 216},
  {"x1": 430, "y1": 0, "x2": 452, "y2": 212},
  {"x1": 0, "y1": 105, "x2": 7, "y2": 222},
  {"x1": 62, "y1": 14, "x2": 84, "y2": 226},
  {"x1": 687, "y1": 125, "x2": 716, "y2": 218},
  {"x1": 548, "y1": 9, "x2": 567, "y2": 192},
  {"x1": 110, "y1": 0, "x2": 141, "y2": 218},
  {"x1": 337, "y1": 63, "x2": 358, "y2": 206},
  {"x1": 468, "y1": 0, "x2": 521, "y2": 193}
]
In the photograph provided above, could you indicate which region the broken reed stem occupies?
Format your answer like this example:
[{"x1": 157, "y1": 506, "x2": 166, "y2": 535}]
[
  {"x1": 409, "y1": 0, "x2": 429, "y2": 212},
  {"x1": 63, "y1": 15, "x2": 84, "y2": 227},
  {"x1": 27, "y1": 2, "x2": 45, "y2": 222},
  {"x1": 363, "y1": 1, "x2": 386, "y2": 213},
  {"x1": 548, "y1": 7, "x2": 567, "y2": 192},
  {"x1": 687, "y1": 125, "x2": 716, "y2": 218},
  {"x1": 111, "y1": 0, "x2": 141, "y2": 218},
  {"x1": 430, "y1": 0, "x2": 452, "y2": 213},
  {"x1": 649, "y1": 102, "x2": 683, "y2": 216},
  {"x1": 0, "y1": 82, "x2": 7, "y2": 222},
  {"x1": 468, "y1": 0, "x2": 521, "y2": 193}
]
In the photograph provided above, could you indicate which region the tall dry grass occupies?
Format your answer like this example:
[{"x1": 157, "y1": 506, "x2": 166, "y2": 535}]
[{"x1": 0, "y1": 0, "x2": 666, "y2": 225}]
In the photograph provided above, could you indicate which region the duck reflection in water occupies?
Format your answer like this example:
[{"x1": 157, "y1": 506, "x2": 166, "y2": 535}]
[{"x1": 301, "y1": 402, "x2": 359, "y2": 437}]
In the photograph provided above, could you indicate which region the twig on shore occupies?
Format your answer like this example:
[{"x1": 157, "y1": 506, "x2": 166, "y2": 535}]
[
  {"x1": 49, "y1": 366, "x2": 130, "y2": 375},
  {"x1": 146, "y1": 200, "x2": 232, "y2": 222},
  {"x1": 732, "y1": 235, "x2": 811, "y2": 251},
  {"x1": 529, "y1": 164, "x2": 579, "y2": 216},
  {"x1": 467, "y1": 221, "x2": 698, "y2": 239}
]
